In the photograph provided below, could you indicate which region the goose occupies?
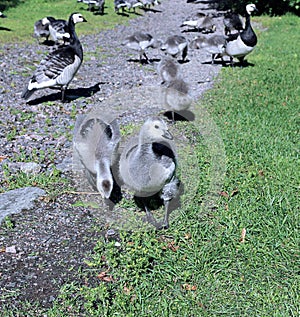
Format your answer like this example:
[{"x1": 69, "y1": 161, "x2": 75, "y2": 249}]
[
  {"x1": 122, "y1": 31, "x2": 160, "y2": 63},
  {"x1": 125, "y1": 0, "x2": 143, "y2": 12},
  {"x1": 0, "y1": 11, "x2": 7, "y2": 18},
  {"x1": 114, "y1": 0, "x2": 127, "y2": 13},
  {"x1": 33, "y1": 16, "x2": 56, "y2": 43},
  {"x1": 73, "y1": 111, "x2": 121, "y2": 200},
  {"x1": 181, "y1": 14, "x2": 216, "y2": 34},
  {"x1": 223, "y1": 3, "x2": 258, "y2": 66},
  {"x1": 161, "y1": 35, "x2": 188, "y2": 62},
  {"x1": 21, "y1": 13, "x2": 87, "y2": 102},
  {"x1": 190, "y1": 34, "x2": 227, "y2": 64},
  {"x1": 157, "y1": 56, "x2": 180, "y2": 84},
  {"x1": 223, "y1": 11, "x2": 244, "y2": 35},
  {"x1": 119, "y1": 117, "x2": 180, "y2": 229},
  {"x1": 162, "y1": 78, "x2": 192, "y2": 121},
  {"x1": 78, "y1": 0, "x2": 105, "y2": 14},
  {"x1": 140, "y1": 0, "x2": 160, "y2": 9},
  {"x1": 48, "y1": 17, "x2": 71, "y2": 44}
]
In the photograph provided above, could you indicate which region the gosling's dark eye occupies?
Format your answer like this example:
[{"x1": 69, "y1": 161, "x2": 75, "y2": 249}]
[{"x1": 154, "y1": 125, "x2": 159, "y2": 129}]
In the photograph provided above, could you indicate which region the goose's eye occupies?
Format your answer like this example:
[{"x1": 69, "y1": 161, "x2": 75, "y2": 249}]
[{"x1": 154, "y1": 125, "x2": 159, "y2": 129}]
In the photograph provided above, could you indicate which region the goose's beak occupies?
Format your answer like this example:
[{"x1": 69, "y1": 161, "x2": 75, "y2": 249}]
[{"x1": 163, "y1": 129, "x2": 173, "y2": 140}]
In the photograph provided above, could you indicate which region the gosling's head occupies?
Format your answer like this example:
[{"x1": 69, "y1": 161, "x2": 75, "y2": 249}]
[
  {"x1": 246, "y1": 3, "x2": 258, "y2": 15},
  {"x1": 139, "y1": 117, "x2": 173, "y2": 143}
]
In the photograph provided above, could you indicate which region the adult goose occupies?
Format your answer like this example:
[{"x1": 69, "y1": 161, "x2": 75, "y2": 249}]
[
  {"x1": 223, "y1": 11, "x2": 244, "y2": 35},
  {"x1": 122, "y1": 31, "x2": 160, "y2": 63},
  {"x1": 78, "y1": 0, "x2": 105, "y2": 14},
  {"x1": 33, "y1": 16, "x2": 56, "y2": 43},
  {"x1": 22, "y1": 13, "x2": 86, "y2": 102},
  {"x1": 73, "y1": 110, "x2": 121, "y2": 200},
  {"x1": 161, "y1": 35, "x2": 188, "y2": 62},
  {"x1": 119, "y1": 117, "x2": 180, "y2": 229},
  {"x1": 48, "y1": 17, "x2": 72, "y2": 44},
  {"x1": 224, "y1": 3, "x2": 258, "y2": 66},
  {"x1": 0, "y1": 11, "x2": 7, "y2": 18}
]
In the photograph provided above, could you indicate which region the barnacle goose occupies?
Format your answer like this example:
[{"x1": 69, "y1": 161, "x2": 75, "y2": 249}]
[
  {"x1": 48, "y1": 17, "x2": 71, "y2": 44},
  {"x1": 125, "y1": 0, "x2": 143, "y2": 12},
  {"x1": 224, "y1": 3, "x2": 258, "y2": 66},
  {"x1": 77, "y1": 0, "x2": 105, "y2": 14},
  {"x1": 223, "y1": 11, "x2": 244, "y2": 35},
  {"x1": 114, "y1": 0, "x2": 127, "y2": 13},
  {"x1": 33, "y1": 17, "x2": 56, "y2": 43},
  {"x1": 0, "y1": 11, "x2": 7, "y2": 18},
  {"x1": 119, "y1": 117, "x2": 180, "y2": 229},
  {"x1": 22, "y1": 13, "x2": 87, "y2": 102}
]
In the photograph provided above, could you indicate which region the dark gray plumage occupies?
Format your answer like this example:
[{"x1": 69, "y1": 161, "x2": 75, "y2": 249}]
[
  {"x1": 223, "y1": 11, "x2": 244, "y2": 35},
  {"x1": 119, "y1": 117, "x2": 180, "y2": 229},
  {"x1": 73, "y1": 110, "x2": 121, "y2": 199},
  {"x1": 21, "y1": 13, "x2": 87, "y2": 102}
]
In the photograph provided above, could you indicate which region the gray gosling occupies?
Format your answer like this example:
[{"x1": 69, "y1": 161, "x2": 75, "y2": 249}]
[
  {"x1": 22, "y1": 13, "x2": 87, "y2": 102},
  {"x1": 122, "y1": 31, "x2": 160, "y2": 63},
  {"x1": 161, "y1": 35, "x2": 188, "y2": 62},
  {"x1": 119, "y1": 117, "x2": 180, "y2": 229},
  {"x1": 181, "y1": 14, "x2": 216, "y2": 34},
  {"x1": 190, "y1": 34, "x2": 227, "y2": 64},
  {"x1": 162, "y1": 78, "x2": 192, "y2": 121},
  {"x1": 157, "y1": 56, "x2": 180, "y2": 84},
  {"x1": 73, "y1": 111, "x2": 121, "y2": 199}
]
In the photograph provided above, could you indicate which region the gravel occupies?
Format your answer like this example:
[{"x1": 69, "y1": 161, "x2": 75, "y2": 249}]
[{"x1": 0, "y1": 0, "x2": 225, "y2": 310}]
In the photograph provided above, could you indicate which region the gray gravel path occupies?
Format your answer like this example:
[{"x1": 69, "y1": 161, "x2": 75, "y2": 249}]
[{"x1": 0, "y1": 0, "x2": 225, "y2": 310}]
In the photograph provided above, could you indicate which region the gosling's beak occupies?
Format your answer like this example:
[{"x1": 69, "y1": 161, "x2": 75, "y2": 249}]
[{"x1": 163, "y1": 129, "x2": 173, "y2": 140}]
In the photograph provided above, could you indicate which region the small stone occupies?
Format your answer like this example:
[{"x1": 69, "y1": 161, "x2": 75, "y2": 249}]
[{"x1": 6, "y1": 245, "x2": 17, "y2": 254}]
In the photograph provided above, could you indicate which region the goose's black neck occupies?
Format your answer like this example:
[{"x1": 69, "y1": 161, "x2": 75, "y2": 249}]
[
  {"x1": 241, "y1": 12, "x2": 257, "y2": 47},
  {"x1": 68, "y1": 14, "x2": 79, "y2": 45}
]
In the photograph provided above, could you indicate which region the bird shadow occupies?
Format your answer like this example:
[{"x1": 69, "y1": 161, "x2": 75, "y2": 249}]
[
  {"x1": 163, "y1": 110, "x2": 195, "y2": 122},
  {"x1": 0, "y1": 26, "x2": 12, "y2": 32},
  {"x1": 26, "y1": 83, "x2": 102, "y2": 105},
  {"x1": 140, "y1": 8, "x2": 162, "y2": 13},
  {"x1": 116, "y1": 11, "x2": 130, "y2": 17}
]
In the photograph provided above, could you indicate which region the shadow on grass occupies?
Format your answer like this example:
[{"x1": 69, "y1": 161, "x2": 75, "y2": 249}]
[{"x1": 0, "y1": 26, "x2": 12, "y2": 31}]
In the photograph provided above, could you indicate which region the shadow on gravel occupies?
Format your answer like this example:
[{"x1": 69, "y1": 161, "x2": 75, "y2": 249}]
[
  {"x1": 26, "y1": 83, "x2": 103, "y2": 105},
  {"x1": 141, "y1": 8, "x2": 162, "y2": 13}
]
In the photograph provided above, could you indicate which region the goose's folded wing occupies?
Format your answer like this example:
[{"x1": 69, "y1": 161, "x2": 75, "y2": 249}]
[{"x1": 32, "y1": 48, "x2": 76, "y2": 83}]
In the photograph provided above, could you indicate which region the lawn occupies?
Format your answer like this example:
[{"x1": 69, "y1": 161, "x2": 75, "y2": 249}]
[
  {"x1": 47, "y1": 14, "x2": 299, "y2": 317},
  {"x1": 1, "y1": 3, "x2": 299, "y2": 316}
]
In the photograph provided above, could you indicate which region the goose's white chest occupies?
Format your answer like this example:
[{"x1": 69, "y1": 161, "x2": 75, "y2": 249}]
[{"x1": 225, "y1": 36, "x2": 255, "y2": 58}]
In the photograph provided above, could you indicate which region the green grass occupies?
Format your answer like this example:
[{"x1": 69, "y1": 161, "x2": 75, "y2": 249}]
[
  {"x1": 41, "y1": 14, "x2": 300, "y2": 316},
  {"x1": 0, "y1": 0, "x2": 132, "y2": 43},
  {"x1": 1, "y1": 8, "x2": 299, "y2": 317}
]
